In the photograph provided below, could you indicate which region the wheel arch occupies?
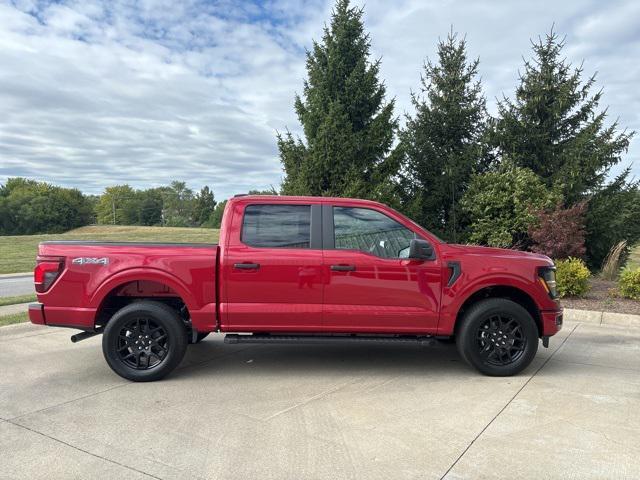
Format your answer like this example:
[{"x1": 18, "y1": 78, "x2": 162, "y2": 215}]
[
  {"x1": 91, "y1": 269, "x2": 196, "y2": 327},
  {"x1": 453, "y1": 285, "x2": 542, "y2": 338}
]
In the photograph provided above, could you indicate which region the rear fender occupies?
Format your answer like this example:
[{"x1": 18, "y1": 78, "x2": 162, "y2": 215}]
[{"x1": 91, "y1": 267, "x2": 198, "y2": 314}]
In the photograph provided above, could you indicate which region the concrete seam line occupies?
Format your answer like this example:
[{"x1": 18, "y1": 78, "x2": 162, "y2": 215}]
[
  {"x1": 6, "y1": 420, "x2": 163, "y2": 480},
  {"x1": 8, "y1": 344, "x2": 255, "y2": 421},
  {"x1": 439, "y1": 323, "x2": 579, "y2": 480},
  {"x1": 8, "y1": 383, "x2": 129, "y2": 422}
]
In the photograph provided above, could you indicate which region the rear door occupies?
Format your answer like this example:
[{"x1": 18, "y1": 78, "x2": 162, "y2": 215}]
[
  {"x1": 322, "y1": 204, "x2": 441, "y2": 334},
  {"x1": 221, "y1": 201, "x2": 324, "y2": 331}
]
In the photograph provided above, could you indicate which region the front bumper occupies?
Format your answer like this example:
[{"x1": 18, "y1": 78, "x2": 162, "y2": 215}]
[{"x1": 541, "y1": 309, "x2": 563, "y2": 336}]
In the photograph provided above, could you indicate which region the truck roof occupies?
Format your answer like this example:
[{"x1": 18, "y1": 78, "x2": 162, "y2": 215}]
[{"x1": 230, "y1": 194, "x2": 385, "y2": 207}]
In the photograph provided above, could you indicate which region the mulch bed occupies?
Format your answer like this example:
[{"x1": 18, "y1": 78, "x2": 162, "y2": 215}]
[{"x1": 560, "y1": 278, "x2": 640, "y2": 315}]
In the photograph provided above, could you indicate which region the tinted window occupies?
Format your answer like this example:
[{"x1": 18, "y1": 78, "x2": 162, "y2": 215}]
[
  {"x1": 242, "y1": 205, "x2": 311, "y2": 248},
  {"x1": 333, "y1": 207, "x2": 416, "y2": 259}
]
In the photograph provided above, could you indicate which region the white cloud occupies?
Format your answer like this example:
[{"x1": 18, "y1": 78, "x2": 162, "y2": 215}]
[{"x1": 0, "y1": 0, "x2": 637, "y2": 200}]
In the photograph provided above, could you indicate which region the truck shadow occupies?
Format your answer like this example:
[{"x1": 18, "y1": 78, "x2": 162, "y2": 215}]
[{"x1": 177, "y1": 339, "x2": 476, "y2": 380}]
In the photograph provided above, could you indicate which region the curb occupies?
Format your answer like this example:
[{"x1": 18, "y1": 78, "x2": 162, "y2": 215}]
[
  {"x1": 0, "y1": 272, "x2": 31, "y2": 278},
  {"x1": 564, "y1": 308, "x2": 640, "y2": 328}
]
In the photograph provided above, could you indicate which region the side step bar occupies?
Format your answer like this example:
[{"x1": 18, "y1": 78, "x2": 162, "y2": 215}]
[{"x1": 224, "y1": 334, "x2": 439, "y2": 346}]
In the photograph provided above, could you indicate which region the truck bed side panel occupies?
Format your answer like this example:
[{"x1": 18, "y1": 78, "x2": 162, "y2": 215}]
[{"x1": 36, "y1": 242, "x2": 219, "y2": 331}]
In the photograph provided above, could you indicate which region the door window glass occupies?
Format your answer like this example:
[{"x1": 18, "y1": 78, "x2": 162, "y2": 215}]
[
  {"x1": 242, "y1": 205, "x2": 311, "y2": 248},
  {"x1": 333, "y1": 207, "x2": 415, "y2": 258}
]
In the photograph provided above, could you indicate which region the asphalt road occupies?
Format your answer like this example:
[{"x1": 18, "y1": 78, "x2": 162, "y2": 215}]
[
  {"x1": 0, "y1": 275, "x2": 33, "y2": 298},
  {"x1": 1, "y1": 320, "x2": 638, "y2": 479}
]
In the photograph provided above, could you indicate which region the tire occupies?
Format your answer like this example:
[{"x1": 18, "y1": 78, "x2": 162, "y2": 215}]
[
  {"x1": 102, "y1": 301, "x2": 188, "y2": 382},
  {"x1": 456, "y1": 298, "x2": 539, "y2": 376},
  {"x1": 189, "y1": 332, "x2": 210, "y2": 344}
]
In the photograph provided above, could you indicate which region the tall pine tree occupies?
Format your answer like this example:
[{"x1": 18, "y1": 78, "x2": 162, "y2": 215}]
[
  {"x1": 493, "y1": 31, "x2": 633, "y2": 203},
  {"x1": 278, "y1": 0, "x2": 397, "y2": 200},
  {"x1": 399, "y1": 31, "x2": 488, "y2": 241}
]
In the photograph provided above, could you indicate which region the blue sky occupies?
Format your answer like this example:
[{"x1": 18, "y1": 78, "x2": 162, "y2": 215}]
[{"x1": 1, "y1": 0, "x2": 638, "y2": 200}]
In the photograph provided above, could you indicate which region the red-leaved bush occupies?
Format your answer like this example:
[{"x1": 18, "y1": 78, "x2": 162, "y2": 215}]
[{"x1": 529, "y1": 202, "x2": 587, "y2": 260}]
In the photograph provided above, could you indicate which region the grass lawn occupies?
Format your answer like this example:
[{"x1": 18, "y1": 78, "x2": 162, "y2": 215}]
[
  {"x1": 0, "y1": 294, "x2": 37, "y2": 307},
  {"x1": 0, "y1": 225, "x2": 219, "y2": 274},
  {"x1": 0, "y1": 312, "x2": 28, "y2": 327}
]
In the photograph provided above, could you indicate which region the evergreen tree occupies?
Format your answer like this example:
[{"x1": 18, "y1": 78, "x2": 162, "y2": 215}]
[
  {"x1": 399, "y1": 31, "x2": 488, "y2": 241},
  {"x1": 278, "y1": 0, "x2": 397, "y2": 200},
  {"x1": 207, "y1": 199, "x2": 227, "y2": 229},
  {"x1": 193, "y1": 186, "x2": 217, "y2": 226},
  {"x1": 493, "y1": 31, "x2": 633, "y2": 203}
]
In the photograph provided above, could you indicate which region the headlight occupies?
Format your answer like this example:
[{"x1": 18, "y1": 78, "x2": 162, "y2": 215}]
[{"x1": 538, "y1": 266, "x2": 558, "y2": 299}]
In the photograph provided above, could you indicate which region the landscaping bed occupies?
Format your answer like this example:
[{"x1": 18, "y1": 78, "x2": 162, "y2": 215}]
[{"x1": 560, "y1": 278, "x2": 640, "y2": 315}]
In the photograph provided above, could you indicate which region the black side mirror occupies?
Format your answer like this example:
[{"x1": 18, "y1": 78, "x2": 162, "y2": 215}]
[{"x1": 409, "y1": 239, "x2": 434, "y2": 260}]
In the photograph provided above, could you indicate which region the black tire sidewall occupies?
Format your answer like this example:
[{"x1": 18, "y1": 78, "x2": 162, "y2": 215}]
[
  {"x1": 102, "y1": 301, "x2": 188, "y2": 382},
  {"x1": 457, "y1": 298, "x2": 539, "y2": 376}
]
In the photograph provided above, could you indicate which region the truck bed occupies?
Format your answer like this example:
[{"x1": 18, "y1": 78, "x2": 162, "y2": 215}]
[{"x1": 35, "y1": 241, "x2": 219, "y2": 331}]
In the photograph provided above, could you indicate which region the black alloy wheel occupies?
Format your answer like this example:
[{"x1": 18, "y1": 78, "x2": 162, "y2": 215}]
[
  {"x1": 102, "y1": 301, "x2": 188, "y2": 382},
  {"x1": 117, "y1": 317, "x2": 169, "y2": 370},
  {"x1": 476, "y1": 314, "x2": 526, "y2": 366},
  {"x1": 456, "y1": 298, "x2": 539, "y2": 376}
]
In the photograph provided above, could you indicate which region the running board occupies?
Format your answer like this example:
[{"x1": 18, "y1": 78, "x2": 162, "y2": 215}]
[{"x1": 224, "y1": 333, "x2": 439, "y2": 346}]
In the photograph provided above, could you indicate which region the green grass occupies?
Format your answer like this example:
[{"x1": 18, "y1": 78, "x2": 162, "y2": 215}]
[
  {"x1": 0, "y1": 294, "x2": 37, "y2": 307},
  {"x1": 0, "y1": 312, "x2": 28, "y2": 327},
  {"x1": 0, "y1": 225, "x2": 220, "y2": 274}
]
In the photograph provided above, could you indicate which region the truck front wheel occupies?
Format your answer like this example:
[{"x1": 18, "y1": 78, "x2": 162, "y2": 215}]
[
  {"x1": 456, "y1": 298, "x2": 539, "y2": 376},
  {"x1": 102, "y1": 301, "x2": 188, "y2": 382}
]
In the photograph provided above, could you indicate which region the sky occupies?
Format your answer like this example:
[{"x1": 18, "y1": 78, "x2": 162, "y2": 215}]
[{"x1": 1, "y1": 0, "x2": 638, "y2": 200}]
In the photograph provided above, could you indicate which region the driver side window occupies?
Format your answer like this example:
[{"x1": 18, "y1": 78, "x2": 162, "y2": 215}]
[{"x1": 333, "y1": 207, "x2": 416, "y2": 259}]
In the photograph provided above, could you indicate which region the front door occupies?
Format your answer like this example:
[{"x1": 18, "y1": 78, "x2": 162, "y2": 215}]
[
  {"x1": 322, "y1": 205, "x2": 441, "y2": 334},
  {"x1": 222, "y1": 202, "x2": 324, "y2": 332}
]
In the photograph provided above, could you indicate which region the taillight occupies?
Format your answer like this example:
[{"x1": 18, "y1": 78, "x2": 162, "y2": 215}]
[{"x1": 34, "y1": 256, "x2": 64, "y2": 293}]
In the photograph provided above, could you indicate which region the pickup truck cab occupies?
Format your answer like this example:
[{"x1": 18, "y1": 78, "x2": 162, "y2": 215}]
[{"x1": 29, "y1": 195, "x2": 563, "y2": 381}]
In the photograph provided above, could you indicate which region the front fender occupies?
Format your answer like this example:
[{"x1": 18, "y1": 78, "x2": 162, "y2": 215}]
[{"x1": 438, "y1": 272, "x2": 543, "y2": 335}]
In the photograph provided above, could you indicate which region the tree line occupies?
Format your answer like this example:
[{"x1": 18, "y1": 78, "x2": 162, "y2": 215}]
[
  {"x1": 278, "y1": 0, "x2": 639, "y2": 269},
  {"x1": 0, "y1": 178, "x2": 281, "y2": 234},
  {"x1": 0, "y1": 179, "x2": 229, "y2": 233}
]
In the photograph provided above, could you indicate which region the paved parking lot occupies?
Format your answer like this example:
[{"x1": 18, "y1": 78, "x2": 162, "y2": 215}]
[{"x1": 1, "y1": 320, "x2": 639, "y2": 479}]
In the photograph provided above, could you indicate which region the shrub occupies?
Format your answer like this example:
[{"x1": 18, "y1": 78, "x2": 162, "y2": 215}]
[
  {"x1": 618, "y1": 267, "x2": 640, "y2": 300},
  {"x1": 555, "y1": 257, "x2": 591, "y2": 298},
  {"x1": 461, "y1": 162, "x2": 556, "y2": 248},
  {"x1": 600, "y1": 240, "x2": 627, "y2": 281},
  {"x1": 529, "y1": 202, "x2": 587, "y2": 260}
]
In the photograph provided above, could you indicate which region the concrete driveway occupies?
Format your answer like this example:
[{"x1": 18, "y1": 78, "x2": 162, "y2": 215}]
[{"x1": 1, "y1": 321, "x2": 639, "y2": 480}]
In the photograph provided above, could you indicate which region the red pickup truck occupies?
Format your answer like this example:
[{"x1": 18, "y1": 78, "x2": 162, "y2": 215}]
[{"x1": 29, "y1": 195, "x2": 562, "y2": 381}]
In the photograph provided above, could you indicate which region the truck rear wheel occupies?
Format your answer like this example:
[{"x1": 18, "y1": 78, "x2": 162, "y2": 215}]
[
  {"x1": 456, "y1": 298, "x2": 538, "y2": 376},
  {"x1": 102, "y1": 301, "x2": 188, "y2": 382}
]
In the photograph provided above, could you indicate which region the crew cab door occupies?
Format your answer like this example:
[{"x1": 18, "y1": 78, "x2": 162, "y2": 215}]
[
  {"x1": 322, "y1": 204, "x2": 441, "y2": 334},
  {"x1": 221, "y1": 201, "x2": 323, "y2": 331}
]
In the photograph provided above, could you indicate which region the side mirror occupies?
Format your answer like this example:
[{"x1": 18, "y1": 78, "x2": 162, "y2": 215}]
[{"x1": 409, "y1": 239, "x2": 434, "y2": 260}]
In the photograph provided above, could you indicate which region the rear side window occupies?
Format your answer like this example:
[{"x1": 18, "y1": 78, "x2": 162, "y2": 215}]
[{"x1": 241, "y1": 204, "x2": 311, "y2": 248}]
